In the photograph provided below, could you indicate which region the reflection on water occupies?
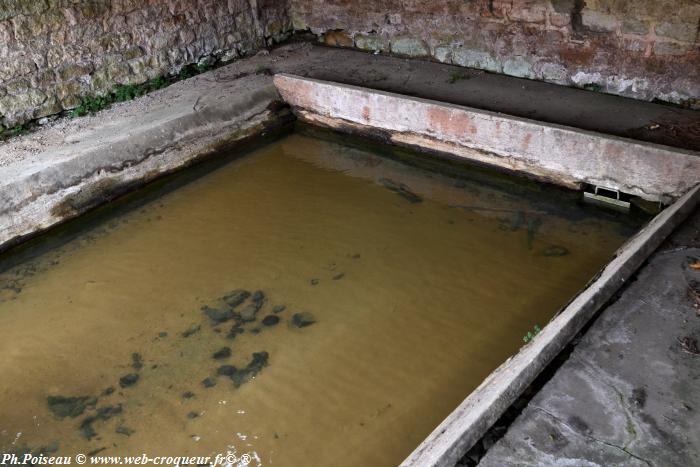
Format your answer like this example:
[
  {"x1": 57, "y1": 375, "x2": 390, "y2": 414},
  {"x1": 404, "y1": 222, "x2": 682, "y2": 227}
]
[{"x1": 0, "y1": 129, "x2": 647, "y2": 466}]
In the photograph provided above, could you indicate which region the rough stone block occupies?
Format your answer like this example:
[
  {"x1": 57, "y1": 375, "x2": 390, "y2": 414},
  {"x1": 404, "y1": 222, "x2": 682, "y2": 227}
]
[
  {"x1": 0, "y1": 88, "x2": 46, "y2": 121},
  {"x1": 0, "y1": 0, "x2": 48, "y2": 21},
  {"x1": 275, "y1": 73, "x2": 700, "y2": 201},
  {"x1": 290, "y1": 12, "x2": 307, "y2": 30},
  {"x1": 4, "y1": 77, "x2": 29, "y2": 95},
  {"x1": 390, "y1": 35, "x2": 429, "y2": 57},
  {"x1": 323, "y1": 30, "x2": 353, "y2": 48},
  {"x1": 33, "y1": 95, "x2": 62, "y2": 119},
  {"x1": 0, "y1": 20, "x2": 13, "y2": 45},
  {"x1": 621, "y1": 19, "x2": 649, "y2": 35},
  {"x1": 508, "y1": 6, "x2": 546, "y2": 23},
  {"x1": 89, "y1": 69, "x2": 111, "y2": 95},
  {"x1": 55, "y1": 80, "x2": 83, "y2": 108},
  {"x1": 549, "y1": 11, "x2": 571, "y2": 27},
  {"x1": 581, "y1": 10, "x2": 620, "y2": 32},
  {"x1": 228, "y1": 0, "x2": 249, "y2": 15},
  {"x1": 123, "y1": 46, "x2": 144, "y2": 60},
  {"x1": 106, "y1": 62, "x2": 132, "y2": 85},
  {"x1": 127, "y1": 57, "x2": 149, "y2": 79},
  {"x1": 503, "y1": 56, "x2": 534, "y2": 78},
  {"x1": 539, "y1": 62, "x2": 568, "y2": 82},
  {"x1": 453, "y1": 48, "x2": 502, "y2": 73},
  {"x1": 433, "y1": 45, "x2": 453, "y2": 63},
  {"x1": 654, "y1": 41, "x2": 691, "y2": 56},
  {"x1": 57, "y1": 63, "x2": 93, "y2": 82},
  {"x1": 354, "y1": 33, "x2": 388, "y2": 52},
  {"x1": 655, "y1": 21, "x2": 697, "y2": 42},
  {"x1": 0, "y1": 53, "x2": 36, "y2": 81},
  {"x1": 550, "y1": 0, "x2": 575, "y2": 14}
]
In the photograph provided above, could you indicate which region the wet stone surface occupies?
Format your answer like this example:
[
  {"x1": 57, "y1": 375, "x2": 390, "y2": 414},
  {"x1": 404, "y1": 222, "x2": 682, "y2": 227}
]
[
  {"x1": 379, "y1": 178, "x2": 423, "y2": 204},
  {"x1": 181, "y1": 325, "x2": 200, "y2": 338},
  {"x1": 201, "y1": 377, "x2": 216, "y2": 388},
  {"x1": 131, "y1": 353, "x2": 143, "y2": 370},
  {"x1": 47, "y1": 396, "x2": 97, "y2": 419},
  {"x1": 227, "y1": 323, "x2": 245, "y2": 340},
  {"x1": 212, "y1": 347, "x2": 232, "y2": 360},
  {"x1": 477, "y1": 208, "x2": 700, "y2": 467},
  {"x1": 262, "y1": 315, "x2": 280, "y2": 326},
  {"x1": 292, "y1": 312, "x2": 316, "y2": 328},
  {"x1": 542, "y1": 245, "x2": 570, "y2": 257},
  {"x1": 118, "y1": 373, "x2": 139, "y2": 388},
  {"x1": 230, "y1": 352, "x2": 270, "y2": 388},
  {"x1": 115, "y1": 426, "x2": 134, "y2": 437},
  {"x1": 35, "y1": 285, "x2": 319, "y2": 445},
  {"x1": 80, "y1": 405, "x2": 123, "y2": 440}
]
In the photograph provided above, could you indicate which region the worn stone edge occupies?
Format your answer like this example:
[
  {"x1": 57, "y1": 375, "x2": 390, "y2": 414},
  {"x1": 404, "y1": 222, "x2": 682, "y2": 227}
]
[
  {"x1": 273, "y1": 73, "x2": 700, "y2": 203},
  {"x1": 291, "y1": 110, "x2": 584, "y2": 190},
  {"x1": 0, "y1": 89, "x2": 293, "y2": 254},
  {"x1": 398, "y1": 183, "x2": 700, "y2": 467}
]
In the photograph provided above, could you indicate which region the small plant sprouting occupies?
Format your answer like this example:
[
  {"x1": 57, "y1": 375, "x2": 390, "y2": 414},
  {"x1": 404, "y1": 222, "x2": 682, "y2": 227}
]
[
  {"x1": 149, "y1": 76, "x2": 168, "y2": 90},
  {"x1": 255, "y1": 65, "x2": 273, "y2": 75},
  {"x1": 4, "y1": 55, "x2": 224, "y2": 142},
  {"x1": 70, "y1": 60, "x2": 220, "y2": 120},
  {"x1": 583, "y1": 83, "x2": 602, "y2": 92},
  {"x1": 177, "y1": 62, "x2": 210, "y2": 80},
  {"x1": 522, "y1": 324, "x2": 542, "y2": 343},
  {"x1": 447, "y1": 70, "x2": 469, "y2": 84},
  {"x1": 0, "y1": 123, "x2": 29, "y2": 141},
  {"x1": 70, "y1": 74, "x2": 184, "y2": 118}
]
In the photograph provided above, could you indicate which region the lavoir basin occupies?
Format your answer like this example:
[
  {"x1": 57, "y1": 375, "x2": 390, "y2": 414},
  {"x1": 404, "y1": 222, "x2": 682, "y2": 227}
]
[{"x1": 0, "y1": 126, "x2": 648, "y2": 466}]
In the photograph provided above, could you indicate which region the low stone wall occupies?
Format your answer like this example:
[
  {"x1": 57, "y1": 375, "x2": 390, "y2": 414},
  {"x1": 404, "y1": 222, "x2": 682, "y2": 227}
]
[
  {"x1": 0, "y1": 0, "x2": 291, "y2": 128},
  {"x1": 0, "y1": 69, "x2": 291, "y2": 253},
  {"x1": 274, "y1": 74, "x2": 700, "y2": 203},
  {"x1": 289, "y1": 0, "x2": 700, "y2": 107}
]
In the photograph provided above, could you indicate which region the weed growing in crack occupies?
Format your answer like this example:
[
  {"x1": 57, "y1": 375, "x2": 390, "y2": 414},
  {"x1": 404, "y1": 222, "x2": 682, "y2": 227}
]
[
  {"x1": 447, "y1": 70, "x2": 470, "y2": 84},
  {"x1": 522, "y1": 324, "x2": 542, "y2": 343}
]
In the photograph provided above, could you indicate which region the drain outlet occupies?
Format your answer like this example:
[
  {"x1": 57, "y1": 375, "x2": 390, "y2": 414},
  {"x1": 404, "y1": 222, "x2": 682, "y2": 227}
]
[{"x1": 583, "y1": 186, "x2": 631, "y2": 212}]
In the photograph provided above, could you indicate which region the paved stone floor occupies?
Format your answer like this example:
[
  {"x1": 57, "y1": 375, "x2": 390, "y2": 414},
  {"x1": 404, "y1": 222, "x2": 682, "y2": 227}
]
[{"x1": 476, "y1": 207, "x2": 700, "y2": 467}]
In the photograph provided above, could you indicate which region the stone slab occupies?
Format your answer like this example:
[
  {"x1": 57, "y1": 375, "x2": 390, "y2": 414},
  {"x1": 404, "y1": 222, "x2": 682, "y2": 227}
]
[
  {"x1": 272, "y1": 44, "x2": 700, "y2": 152},
  {"x1": 0, "y1": 71, "x2": 290, "y2": 252},
  {"x1": 478, "y1": 207, "x2": 700, "y2": 467},
  {"x1": 274, "y1": 73, "x2": 700, "y2": 202}
]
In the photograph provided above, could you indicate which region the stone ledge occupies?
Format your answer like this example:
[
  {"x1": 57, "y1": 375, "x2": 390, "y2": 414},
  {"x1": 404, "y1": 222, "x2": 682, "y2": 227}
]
[
  {"x1": 0, "y1": 71, "x2": 291, "y2": 253},
  {"x1": 401, "y1": 184, "x2": 699, "y2": 467},
  {"x1": 274, "y1": 73, "x2": 700, "y2": 203}
]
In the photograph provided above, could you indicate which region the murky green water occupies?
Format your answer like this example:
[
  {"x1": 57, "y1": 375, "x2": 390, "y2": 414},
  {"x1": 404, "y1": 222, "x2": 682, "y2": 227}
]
[{"x1": 0, "y1": 127, "x2": 647, "y2": 466}]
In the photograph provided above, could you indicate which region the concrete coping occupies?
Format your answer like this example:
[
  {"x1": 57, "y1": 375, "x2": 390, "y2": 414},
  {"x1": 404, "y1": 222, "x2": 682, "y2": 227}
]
[
  {"x1": 399, "y1": 183, "x2": 700, "y2": 466},
  {"x1": 0, "y1": 74, "x2": 290, "y2": 253},
  {"x1": 273, "y1": 73, "x2": 700, "y2": 204}
]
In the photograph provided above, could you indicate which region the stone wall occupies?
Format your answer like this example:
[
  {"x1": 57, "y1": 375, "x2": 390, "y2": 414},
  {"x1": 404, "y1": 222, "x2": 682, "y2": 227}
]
[
  {"x1": 0, "y1": 0, "x2": 291, "y2": 128},
  {"x1": 289, "y1": 0, "x2": 700, "y2": 107},
  {"x1": 2, "y1": 0, "x2": 698, "y2": 128}
]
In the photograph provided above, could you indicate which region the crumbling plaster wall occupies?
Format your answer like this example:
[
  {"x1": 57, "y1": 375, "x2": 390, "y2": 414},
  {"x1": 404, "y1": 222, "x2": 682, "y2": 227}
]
[
  {"x1": 289, "y1": 0, "x2": 700, "y2": 107},
  {"x1": 0, "y1": 0, "x2": 291, "y2": 127}
]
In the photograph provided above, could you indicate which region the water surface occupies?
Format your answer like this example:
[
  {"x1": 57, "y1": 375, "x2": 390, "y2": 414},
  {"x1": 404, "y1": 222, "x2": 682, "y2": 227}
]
[{"x1": 0, "y1": 129, "x2": 646, "y2": 466}]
